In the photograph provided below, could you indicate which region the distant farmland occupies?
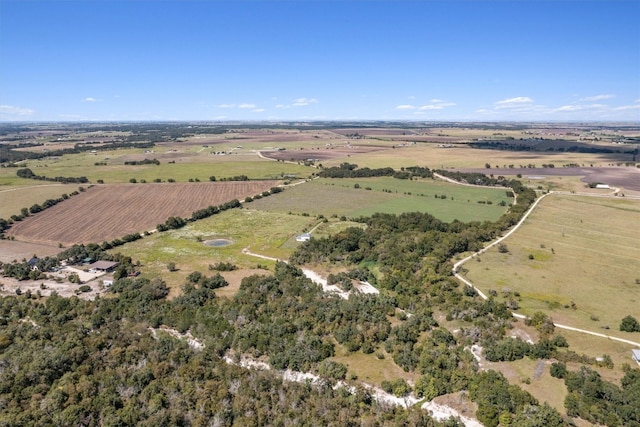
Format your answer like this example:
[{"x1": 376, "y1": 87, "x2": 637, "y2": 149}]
[{"x1": 7, "y1": 181, "x2": 278, "y2": 246}]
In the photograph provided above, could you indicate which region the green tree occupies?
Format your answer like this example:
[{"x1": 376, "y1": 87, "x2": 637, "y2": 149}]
[{"x1": 620, "y1": 315, "x2": 640, "y2": 332}]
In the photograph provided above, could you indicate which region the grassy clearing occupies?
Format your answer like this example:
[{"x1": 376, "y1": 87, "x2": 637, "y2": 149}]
[
  {"x1": 111, "y1": 208, "x2": 316, "y2": 291},
  {"x1": 0, "y1": 182, "x2": 79, "y2": 218},
  {"x1": 463, "y1": 194, "x2": 640, "y2": 340},
  {"x1": 250, "y1": 178, "x2": 512, "y2": 223},
  {"x1": 555, "y1": 328, "x2": 636, "y2": 384},
  {"x1": 331, "y1": 343, "x2": 418, "y2": 386},
  {"x1": 486, "y1": 358, "x2": 568, "y2": 414}
]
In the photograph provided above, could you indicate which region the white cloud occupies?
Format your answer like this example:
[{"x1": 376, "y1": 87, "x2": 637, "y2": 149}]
[
  {"x1": 238, "y1": 104, "x2": 256, "y2": 109},
  {"x1": 292, "y1": 97, "x2": 318, "y2": 106},
  {"x1": 580, "y1": 94, "x2": 615, "y2": 102},
  {"x1": 494, "y1": 97, "x2": 534, "y2": 108},
  {"x1": 556, "y1": 105, "x2": 580, "y2": 112},
  {"x1": 418, "y1": 101, "x2": 456, "y2": 110},
  {"x1": 218, "y1": 104, "x2": 236, "y2": 108},
  {"x1": 395, "y1": 104, "x2": 416, "y2": 110},
  {"x1": 555, "y1": 103, "x2": 607, "y2": 113},
  {"x1": 0, "y1": 104, "x2": 35, "y2": 118},
  {"x1": 275, "y1": 98, "x2": 319, "y2": 108},
  {"x1": 614, "y1": 104, "x2": 640, "y2": 111},
  {"x1": 252, "y1": 108, "x2": 265, "y2": 113},
  {"x1": 83, "y1": 97, "x2": 100, "y2": 102}
]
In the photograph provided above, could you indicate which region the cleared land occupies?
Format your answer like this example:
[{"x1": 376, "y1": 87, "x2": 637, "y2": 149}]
[
  {"x1": 112, "y1": 208, "x2": 317, "y2": 293},
  {"x1": 462, "y1": 194, "x2": 640, "y2": 339},
  {"x1": 249, "y1": 177, "x2": 512, "y2": 223},
  {"x1": 6, "y1": 181, "x2": 278, "y2": 246},
  {"x1": 0, "y1": 182, "x2": 80, "y2": 218}
]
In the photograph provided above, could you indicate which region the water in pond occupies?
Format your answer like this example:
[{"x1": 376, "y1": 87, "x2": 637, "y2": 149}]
[{"x1": 205, "y1": 239, "x2": 233, "y2": 247}]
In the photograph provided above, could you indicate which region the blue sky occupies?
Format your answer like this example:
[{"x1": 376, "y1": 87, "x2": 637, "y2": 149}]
[{"x1": 1, "y1": 0, "x2": 639, "y2": 122}]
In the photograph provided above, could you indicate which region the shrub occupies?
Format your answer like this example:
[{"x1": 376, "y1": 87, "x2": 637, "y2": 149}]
[{"x1": 620, "y1": 315, "x2": 640, "y2": 332}]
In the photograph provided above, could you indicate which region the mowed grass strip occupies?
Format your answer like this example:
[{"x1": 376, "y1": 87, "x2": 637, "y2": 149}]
[
  {"x1": 112, "y1": 208, "x2": 316, "y2": 292},
  {"x1": 463, "y1": 194, "x2": 640, "y2": 338},
  {"x1": 7, "y1": 181, "x2": 278, "y2": 246},
  {"x1": 250, "y1": 177, "x2": 512, "y2": 222}
]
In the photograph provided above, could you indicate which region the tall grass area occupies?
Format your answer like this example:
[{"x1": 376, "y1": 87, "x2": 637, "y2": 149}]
[
  {"x1": 251, "y1": 177, "x2": 512, "y2": 223},
  {"x1": 463, "y1": 194, "x2": 640, "y2": 340}
]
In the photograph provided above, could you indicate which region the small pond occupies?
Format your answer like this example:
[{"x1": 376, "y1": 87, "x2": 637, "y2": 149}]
[{"x1": 204, "y1": 239, "x2": 233, "y2": 247}]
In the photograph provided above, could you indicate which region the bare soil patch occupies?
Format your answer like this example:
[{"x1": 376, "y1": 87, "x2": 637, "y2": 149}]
[
  {"x1": 457, "y1": 166, "x2": 640, "y2": 192},
  {"x1": 0, "y1": 240, "x2": 61, "y2": 263},
  {"x1": 260, "y1": 144, "x2": 390, "y2": 162},
  {"x1": 215, "y1": 268, "x2": 267, "y2": 299},
  {"x1": 0, "y1": 273, "x2": 108, "y2": 300},
  {"x1": 6, "y1": 181, "x2": 278, "y2": 246}
]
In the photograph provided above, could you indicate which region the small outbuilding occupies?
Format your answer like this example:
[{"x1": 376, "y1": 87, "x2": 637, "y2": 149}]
[
  {"x1": 632, "y1": 349, "x2": 640, "y2": 365},
  {"x1": 296, "y1": 233, "x2": 311, "y2": 242}
]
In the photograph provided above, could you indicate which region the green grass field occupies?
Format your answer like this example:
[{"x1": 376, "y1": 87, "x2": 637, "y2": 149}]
[
  {"x1": 250, "y1": 177, "x2": 512, "y2": 222},
  {"x1": 2, "y1": 147, "x2": 314, "y2": 184},
  {"x1": 462, "y1": 194, "x2": 640, "y2": 341},
  {"x1": 111, "y1": 208, "x2": 317, "y2": 289}
]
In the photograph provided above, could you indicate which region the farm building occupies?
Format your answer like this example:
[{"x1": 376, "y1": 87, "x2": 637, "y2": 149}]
[
  {"x1": 296, "y1": 233, "x2": 311, "y2": 242},
  {"x1": 633, "y1": 349, "x2": 640, "y2": 365},
  {"x1": 88, "y1": 260, "x2": 120, "y2": 272}
]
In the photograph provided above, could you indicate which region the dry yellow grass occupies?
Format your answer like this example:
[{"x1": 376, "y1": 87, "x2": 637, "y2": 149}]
[
  {"x1": 463, "y1": 193, "x2": 640, "y2": 340},
  {"x1": 0, "y1": 183, "x2": 79, "y2": 218}
]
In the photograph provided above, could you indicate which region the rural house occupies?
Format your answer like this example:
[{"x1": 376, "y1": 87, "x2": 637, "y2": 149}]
[
  {"x1": 633, "y1": 349, "x2": 640, "y2": 366},
  {"x1": 88, "y1": 260, "x2": 120, "y2": 272}
]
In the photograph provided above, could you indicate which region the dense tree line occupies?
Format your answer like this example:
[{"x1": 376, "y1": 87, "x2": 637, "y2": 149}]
[
  {"x1": 469, "y1": 140, "x2": 634, "y2": 155},
  {"x1": 123, "y1": 159, "x2": 160, "y2": 166},
  {"x1": 319, "y1": 162, "x2": 396, "y2": 178},
  {"x1": 16, "y1": 167, "x2": 88, "y2": 184}
]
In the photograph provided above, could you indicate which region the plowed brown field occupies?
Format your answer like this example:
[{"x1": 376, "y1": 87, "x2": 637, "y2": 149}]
[{"x1": 7, "y1": 181, "x2": 278, "y2": 246}]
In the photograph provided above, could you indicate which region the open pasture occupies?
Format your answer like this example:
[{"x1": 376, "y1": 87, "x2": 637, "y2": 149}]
[
  {"x1": 12, "y1": 146, "x2": 313, "y2": 184},
  {"x1": 0, "y1": 182, "x2": 79, "y2": 218},
  {"x1": 112, "y1": 208, "x2": 316, "y2": 292},
  {"x1": 250, "y1": 177, "x2": 512, "y2": 223},
  {"x1": 6, "y1": 181, "x2": 278, "y2": 246},
  {"x1": 463, "y1": 194, "x2": 640, "y2": 338}
]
